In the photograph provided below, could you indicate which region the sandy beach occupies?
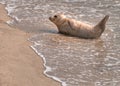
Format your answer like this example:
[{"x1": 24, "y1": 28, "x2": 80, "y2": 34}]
[{"x1": 0, "y1": 4, "x2": 60, "y2": 86}]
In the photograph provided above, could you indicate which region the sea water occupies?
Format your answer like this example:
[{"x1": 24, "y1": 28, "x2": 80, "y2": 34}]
[{"x1": 0, "y1": 0, "x2": 120, "y2": 86}]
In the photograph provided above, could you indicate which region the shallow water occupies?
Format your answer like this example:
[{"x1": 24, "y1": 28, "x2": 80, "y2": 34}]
[{"x1": 0, "y1": 0, "x2": 120, "y2": 86}]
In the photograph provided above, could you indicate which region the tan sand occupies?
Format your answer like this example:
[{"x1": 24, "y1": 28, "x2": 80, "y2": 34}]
[{"x1": 0, "y1": 4, "x2": 60, "y2": 86}]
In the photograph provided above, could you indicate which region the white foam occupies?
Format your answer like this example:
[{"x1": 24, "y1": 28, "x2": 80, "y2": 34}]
[
  {"x1": 6, "y1": 20, "x2": 14, "y2": 24},
  {"x1": 30, "y1": 40, "x2": 67, "y2": 86},
  {"x1": 34, "y1": 5, "x2": 41, "y2": 10},
  {"x1": 0, "y1": 2, "x2": 20, "y2": 26},
  {"x1": 0, "y1": 2, "x2": 21, "y2": 23},
  {"x1": 0, "y1": 1, "x2": 5, "y2": 4},
  {"x1": 34, "y1": 42, "x2": 40, "y2": 46},
  {"x1": 5, "y1": 6, "x2": 14, "y2": 15}
]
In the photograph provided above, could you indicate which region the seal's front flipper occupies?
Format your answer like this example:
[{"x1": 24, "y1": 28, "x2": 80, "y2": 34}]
[
  {"x1": 67, "y1": 19, "x2": 78, "y2": 30},
  {"x1": 68, "y1": 20, "x2": 74, "y2": 30}
]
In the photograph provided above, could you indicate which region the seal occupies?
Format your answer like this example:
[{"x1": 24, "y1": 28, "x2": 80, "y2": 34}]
[{"x1": 49, "y1": 13, "x2": 109, "y2": 39}]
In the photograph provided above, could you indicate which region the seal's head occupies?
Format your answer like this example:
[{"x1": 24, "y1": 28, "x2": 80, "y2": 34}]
[{"x1": 49, "y1": 13, "x2": 66, "y2": 26}]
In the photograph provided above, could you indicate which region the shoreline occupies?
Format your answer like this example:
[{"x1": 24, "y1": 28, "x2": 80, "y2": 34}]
[{"x1": 0, "y1": 4, "x2": 60, "y2": 86}]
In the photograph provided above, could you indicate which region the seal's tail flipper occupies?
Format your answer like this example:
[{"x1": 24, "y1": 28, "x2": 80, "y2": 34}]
[{"x1": 94, "y1": 15, "x2": 109, "y2": 31}]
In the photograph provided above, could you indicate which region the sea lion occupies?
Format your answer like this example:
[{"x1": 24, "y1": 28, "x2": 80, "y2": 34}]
[{"x1": 49, "y1": 13, "x2": 109, "y2": 39}]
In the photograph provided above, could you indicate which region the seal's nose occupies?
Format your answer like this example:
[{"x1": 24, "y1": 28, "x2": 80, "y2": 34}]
[{"x1": 49, "y1": 17, "x2": 52, "y2": 20}]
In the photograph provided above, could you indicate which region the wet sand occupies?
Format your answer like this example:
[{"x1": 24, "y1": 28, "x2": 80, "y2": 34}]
[{"x1": 0, "y1": 4, "x2": 60, "y2": 86}]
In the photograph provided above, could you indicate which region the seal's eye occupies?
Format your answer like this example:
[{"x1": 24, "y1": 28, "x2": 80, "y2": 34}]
[{"x1": 54, "y1": 15, "x2": 57, "y2": 18}]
